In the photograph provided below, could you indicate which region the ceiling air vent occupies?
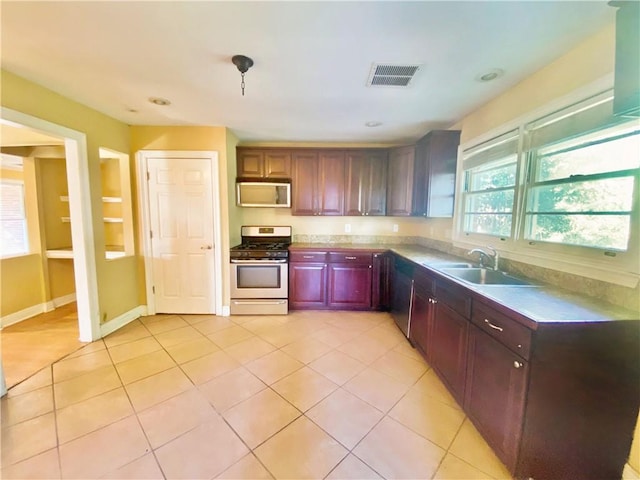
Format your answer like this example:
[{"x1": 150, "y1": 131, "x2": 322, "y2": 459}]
[{"x1": 367, "y1": 63, "x2": 421, "y2": 87}]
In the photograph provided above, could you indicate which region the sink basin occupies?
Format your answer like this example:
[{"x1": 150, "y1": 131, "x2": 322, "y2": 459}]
[
  {"x1": 440, "y1": 267, "x2": 533, "y2": 286},
  {"x1": 425, "y1": 262, "x2": 474, "y2": 268}
]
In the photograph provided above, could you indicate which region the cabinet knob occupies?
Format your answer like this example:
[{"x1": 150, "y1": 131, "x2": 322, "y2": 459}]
[{"x1": 513, "y1": 361, "x2": 523, "y2": 369}]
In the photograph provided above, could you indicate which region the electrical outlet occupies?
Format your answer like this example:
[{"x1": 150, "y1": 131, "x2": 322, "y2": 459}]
[
  {"x1": 393, "y1": 224, "x2": 399, "y2": 233},
  {"x1": 345, "y1": 224, "x2": 351, "y2": 233}
]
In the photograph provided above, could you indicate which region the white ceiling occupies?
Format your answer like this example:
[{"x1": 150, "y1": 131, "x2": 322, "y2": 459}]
[{"x1": 1, "y1": 1, "x2": 615, "y2": 144}]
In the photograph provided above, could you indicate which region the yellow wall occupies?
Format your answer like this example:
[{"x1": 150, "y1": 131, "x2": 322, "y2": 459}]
[
  {"x1": 130, "y1": 126, "x2": 235, "y2": 306},
  {"x1": 1, "y1": 70, "x2": 138, "y2": 323},
  {"x1": 0, "y1": 254, "x2": 46, "y2": 317}
]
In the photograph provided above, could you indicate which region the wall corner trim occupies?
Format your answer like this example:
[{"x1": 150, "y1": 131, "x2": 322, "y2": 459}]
[{"x1": 99, "y1": 305, "x2": 147, "y2": 338}]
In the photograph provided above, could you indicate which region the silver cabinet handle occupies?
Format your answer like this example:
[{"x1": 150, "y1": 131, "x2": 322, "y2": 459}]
[
  {"x1": 514, "y1": 361, "x2": 523, "y2": 369},
  {"x1": 303, "y1": 255, "x2": 314, "y2": 259},
  {"x1": 345, "y1": 256, "x2": 357, "y2": 260},
  {"x1": 484, "y1": 319, "x2": 503, "y2": 332},
  {"x1": 200, "y1": 245, "x2": 213, "y2": 250}
]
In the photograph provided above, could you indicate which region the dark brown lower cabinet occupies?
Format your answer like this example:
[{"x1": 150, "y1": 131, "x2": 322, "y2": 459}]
[
  {"x1": 409, "y1": 270, "x2": 436, "y2": 360},
  {"x1": 465, "y1": 325, "x2": 528, "y2": 472},
  {"x1": 289, "y1": 262, "x2": 327, "y2": 309},
  {"x1": 372, "y1": 252, "x2": 391, "y2": 310},
  {"x1": 328, "y1": 263, "x2": 372, "y2": 309},
  {"x1": 430, "y1": 302, "x2": 469, "y2": 404}
]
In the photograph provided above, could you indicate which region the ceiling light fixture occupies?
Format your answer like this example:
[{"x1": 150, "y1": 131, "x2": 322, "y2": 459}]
[
  {"x1": 365, "y1": 121, "x2": 383, "y2": 127},
  {"x1": 232, "y1": 55, "x2": 254, "y2": 96},
  {"x1": 149, "y1": 97, "x2": 171, "y2": 106},
  {"x1": 476, "y1": 68, "x2": 504, "y2": 82}
]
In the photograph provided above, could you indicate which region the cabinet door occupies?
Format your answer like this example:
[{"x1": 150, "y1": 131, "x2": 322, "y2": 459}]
[
  {"x1": 431, "y1": 302, "x2": 469, "y2": 404},
  {"x1": 412, "y1": 130, "x2": 460, "y2": 217},
  {"x1": 345, "y1": 152, "x2": 367, "y2": 216},
  {"x1": 328, "y1": 263, "x2": 372, "y2": 309},
  {"x1": 465, "y1": 325, "x2": 528, "y2": 471},
  {"x1": 292, "y1": 152, "x2": 319, "y2": 215},
  {"x1": 365, "y1": 151, "x2": 388, "y2": 216},
  {"x1": 409, "y1": 287, "x2": 433, "y2": 359},
  {"x1": 289, "y1": 262, "x2": 327, "y2": 308},
  {"x1": 264, "y1": 152, "x2": 291, "y2": 178},
  {"x1": 237, "y1": 149, "x2": 264, "y2": 177},
  {"x1": 318, "y1": 151, "x2": 345, "y2": 215},
  {"x1": 345, "y1": 151, "x2": 388, "y2": 216},
  {"x1": 386, "y1": 146, "x2": 415, "y2": 216},
  {"x1": 372, "y1": 252, "x2": 391, "y2": 310}
]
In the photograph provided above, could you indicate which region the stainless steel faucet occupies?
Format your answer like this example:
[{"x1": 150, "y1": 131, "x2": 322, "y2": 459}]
[{"x1": 468, "y1": 246, "x2": 499, "y2": 271}]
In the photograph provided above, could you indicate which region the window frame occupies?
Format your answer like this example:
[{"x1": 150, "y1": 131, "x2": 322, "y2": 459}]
[
  {"x1": 453, "y1": 81, "x2": 640, "y2": 285},
  {"x1": 0, "y1": 178, "x2": 30, "y2": 259}
]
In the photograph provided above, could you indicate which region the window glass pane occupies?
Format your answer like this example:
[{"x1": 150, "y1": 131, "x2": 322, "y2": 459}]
[
  {"x1": 527, "y1": 177, "x2": 634, "y2": 213},
  {"x1": 526, "y1": 214, "x2": 630, "y2": 250},
  {"x1": 464, "y1": 213, "x2": 512, "y2": 237},
  {"x1": 0, "y1": 182, "x2": 28, "y2": 257},
  {"x1": 536, "y1": 125, "x2": 640, "y2": 182},
  {"x1": 468, "y1": 156, "x2": 517, "y2": 190},
  {"x1": 466, "y1": 190, "x2": 514, "y2": 213}
]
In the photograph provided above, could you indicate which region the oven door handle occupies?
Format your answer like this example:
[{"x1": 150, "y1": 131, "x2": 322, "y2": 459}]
[{"x1": 230, "y1": 259, "x2": 288, "y2": 264}]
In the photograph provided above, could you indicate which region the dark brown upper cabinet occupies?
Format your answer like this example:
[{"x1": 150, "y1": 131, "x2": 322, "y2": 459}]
[
  {"x1": 386, "y1": 145, "x2": 416, "y2": 216},
  {"x1": 345, "y1": 150, "x2": 388, "y2": 216},
  {"x1": 611, "y1": 1, "x2": 640, "y2": 117},
  {"x1": 292, "y1": 150, "x2": 345, "y2": 216},
  {"x1": 237, "y1": 148, "x2": 291, "y2": 179},
  {"x1": 412, "y1": 130, "x2": 461, "y2": 218}
]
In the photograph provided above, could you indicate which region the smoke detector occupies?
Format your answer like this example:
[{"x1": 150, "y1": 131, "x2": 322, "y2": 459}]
[{"x1": 367, "y1": 63, "x2": 422, "y2": 88}]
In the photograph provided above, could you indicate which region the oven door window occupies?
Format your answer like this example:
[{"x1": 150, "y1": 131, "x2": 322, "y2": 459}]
[{"x1": 236, "y1": 265, "x2": 282, "y2": 289}]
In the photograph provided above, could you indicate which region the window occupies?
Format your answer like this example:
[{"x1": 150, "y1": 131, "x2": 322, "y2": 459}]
[
  {"x1": 461, "y1": 129, "x2": 519, "y2": 238},
  {"x1": 524, "y1": 121, "x2": 639, "y2": 251},
  {"x1": 456, "y1": 88, "x2": 640, "y2": 277},
  {"x1": 0, "y1": 180, "x2": 29, "y2": 257}
]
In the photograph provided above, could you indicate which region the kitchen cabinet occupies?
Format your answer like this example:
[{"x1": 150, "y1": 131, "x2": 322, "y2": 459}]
[
  {"x1": 611, "y1": 1, "x2": 640, "y2": 117},
  {"x1": 386, "y1": 146, "x2": 415, "y2": 216},
  {"x1": 465, "y1": 324, "x2": 528, "y2": 471},
  {"x1": 327, "y1": 252, "x2": 372, "y2": 309},
  {"x1": 408, "y1": 269, "x2": 436, "y2": 360},
  {"x1": 412, "y1": 130, "x2": 461, "y2": 217},
  {"x1": 345, "y1": 150, "x2": 388, "y2": 216},
  {"x1": 289, "y1": 251, "x2": 328, "y2": 309},
  {"x1": 237, "y1": 148, "x2": 291, "y2": 179},
  {"x1": 431, "y1": 300, "x2": 469, "y2": 405},
  {"x1": 289, "y1": 248, "x2": 387, "y2": 311},
  {"x1": 292, "y1": 151, "x2": 345, "y2": 216}
]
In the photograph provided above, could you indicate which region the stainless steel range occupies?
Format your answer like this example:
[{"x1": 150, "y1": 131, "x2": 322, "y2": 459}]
[{"x1": 229, "y1": 226, "x2": 291, "y2": 315}]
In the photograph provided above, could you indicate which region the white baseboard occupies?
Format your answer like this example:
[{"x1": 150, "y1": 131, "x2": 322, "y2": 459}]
[
  {"x1": 53, "y1": 293, "x2": 76, "y2": 308},
  {"x1": 1, "y1": 294, "x2": 78, "y2": 328},
  {"x1": 99, "y1": 305, "x2": 147, "y2": 338}
]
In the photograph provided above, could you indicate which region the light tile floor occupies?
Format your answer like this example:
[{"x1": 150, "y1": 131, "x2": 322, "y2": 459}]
[
  {"x1": 1, "y1": 310, "x2": 514, "y2": 479},
  {"x1": 1, "y1": 303, "x2": 82, "y2": 389}
]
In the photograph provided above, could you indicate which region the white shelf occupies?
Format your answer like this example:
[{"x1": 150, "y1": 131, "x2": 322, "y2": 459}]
[
  {"x1": 46, "y1": 248, "x2": 126, "y2": 260},
  {"x1": 61, "y1": 216, "x2": 123, "y2": 223},
  {"x1": 60, "y1": 195, "x2": 122, "y2": 203}
]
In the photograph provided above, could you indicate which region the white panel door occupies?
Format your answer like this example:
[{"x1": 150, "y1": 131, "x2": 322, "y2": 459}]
[{"x1": 147, "y1": 156, "x2": 215, "y2": 313}]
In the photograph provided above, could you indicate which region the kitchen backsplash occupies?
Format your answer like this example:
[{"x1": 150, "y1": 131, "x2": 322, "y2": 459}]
[{"x1": 293, "y1": 234, "x2": 640, "y2": 313}]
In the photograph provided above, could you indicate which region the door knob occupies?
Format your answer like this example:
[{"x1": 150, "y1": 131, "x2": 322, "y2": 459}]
[{"x1": 201, "y1": 245, "x2": 213, "y2": 250}]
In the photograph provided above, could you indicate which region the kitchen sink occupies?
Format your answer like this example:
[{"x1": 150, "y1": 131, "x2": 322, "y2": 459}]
[
  {"x1": 425, "y1": 262, "x2": 474, "y2": 268},
  {"x1": 440, "y1": 267, "x2": 533, "y2": 286}
]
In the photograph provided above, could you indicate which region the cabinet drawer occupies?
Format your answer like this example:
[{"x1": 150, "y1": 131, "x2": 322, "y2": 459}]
[
  {"x1": 290, "y1": 252, "x2": 328, "y2": 263},
  {"x1": 328, "y1": 252, "x2": 372, "y2": 264},
  {"x1": 413, "y1": 268, "x2": 435, "y2": 296},
  {"x1": 472, "y1": 302, "x2": 532, "y2": 360},
  {"x1": 435, "y1": 278, "x2": 471, "y2": 319}
]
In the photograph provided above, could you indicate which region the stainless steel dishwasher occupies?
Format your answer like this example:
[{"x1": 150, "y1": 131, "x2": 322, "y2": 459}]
[{"x1": 390, "y1": 255, "x2": 414, "y2": 338}]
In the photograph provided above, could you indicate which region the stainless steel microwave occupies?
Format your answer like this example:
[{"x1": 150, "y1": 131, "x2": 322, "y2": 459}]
[{"x1": 236, "y1": 181, "x2": 291, "y2": 208}]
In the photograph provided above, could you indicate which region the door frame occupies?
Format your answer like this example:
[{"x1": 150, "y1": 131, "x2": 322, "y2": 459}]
[
  {"x1": 1, "y1": 107, "x2": 101, "y2": 342},
  {"x1": 136, "y1": 150, "x2": 223, "y2": 315}
]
